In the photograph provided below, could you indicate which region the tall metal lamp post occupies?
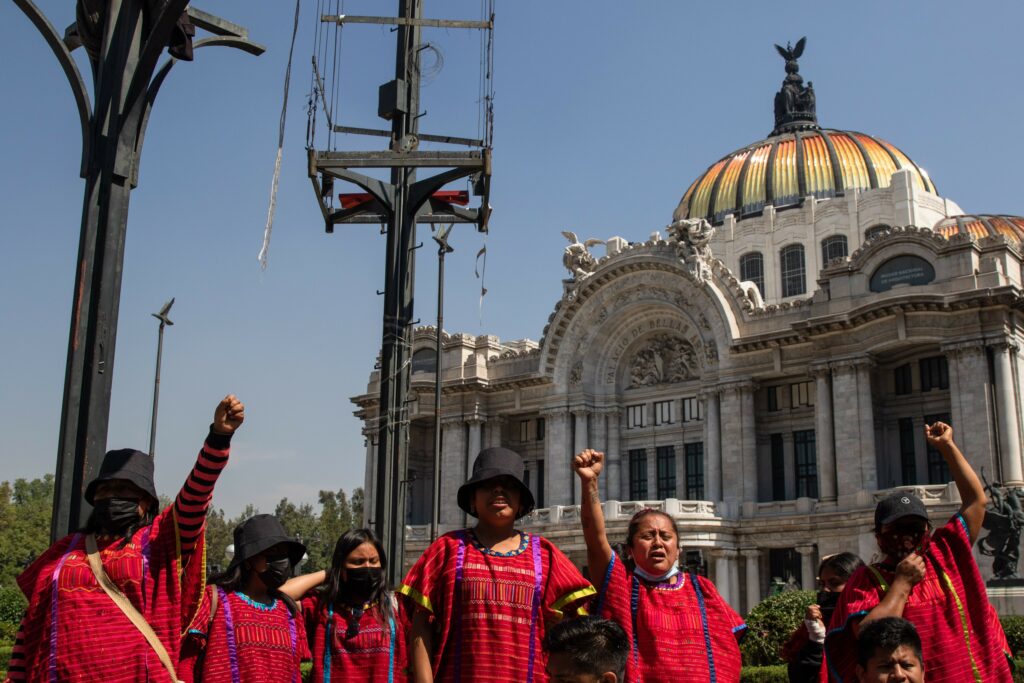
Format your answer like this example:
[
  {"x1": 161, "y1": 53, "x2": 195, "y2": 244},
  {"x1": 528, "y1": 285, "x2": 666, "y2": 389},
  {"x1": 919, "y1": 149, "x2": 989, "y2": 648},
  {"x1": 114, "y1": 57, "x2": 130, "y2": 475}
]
[
  {"x1": 12, "y1": 1, "x2": 263, "y2": 540},
  {"x1": 149, "y1": 298, "x2": 174, "y2": 456},
  {"x1": 430, "y1": 225, "x2": 454, "y2": 541}
]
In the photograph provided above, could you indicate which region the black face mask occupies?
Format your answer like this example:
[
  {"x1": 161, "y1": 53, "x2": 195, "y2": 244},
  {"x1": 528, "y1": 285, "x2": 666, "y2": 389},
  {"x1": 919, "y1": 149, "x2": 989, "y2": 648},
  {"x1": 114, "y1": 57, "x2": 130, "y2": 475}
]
[
  {"x1": 342, "y1": 567, "x2": 384, "y2": 605},
  {"x1": 93, "y1": 497, "x2": 141, "y2": 534},
  {"x1": 258, "y1": 557, "x2": 293, "y2": 589},
  {"x1": 817, "y1": 589, "x2": 840, "y2": 625}
]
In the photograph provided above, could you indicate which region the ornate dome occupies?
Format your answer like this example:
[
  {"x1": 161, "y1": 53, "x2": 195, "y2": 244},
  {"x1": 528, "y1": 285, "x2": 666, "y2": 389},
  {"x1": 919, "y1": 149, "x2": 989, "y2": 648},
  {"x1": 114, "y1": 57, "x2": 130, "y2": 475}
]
[
  {"x1": 674, "y1": 129, "x2": 937, "y2": 226},
  {"x1": 933, "y1": 214, "x2": 1024, "y2": 244}
]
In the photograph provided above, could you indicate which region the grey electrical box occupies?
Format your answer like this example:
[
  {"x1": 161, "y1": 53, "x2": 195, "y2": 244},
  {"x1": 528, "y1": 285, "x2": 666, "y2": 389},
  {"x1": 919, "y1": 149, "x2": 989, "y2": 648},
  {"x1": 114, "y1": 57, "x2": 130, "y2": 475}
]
[{"x1": 378, "y1": 79, "x2": 408, "y2": 121}]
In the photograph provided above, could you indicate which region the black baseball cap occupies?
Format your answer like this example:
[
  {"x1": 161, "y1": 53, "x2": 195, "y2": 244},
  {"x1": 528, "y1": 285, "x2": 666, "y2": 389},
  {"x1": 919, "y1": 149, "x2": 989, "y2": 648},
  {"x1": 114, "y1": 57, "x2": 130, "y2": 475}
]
[{"x1": 874, "y1": 492, "x2": 929, "y2": 529}]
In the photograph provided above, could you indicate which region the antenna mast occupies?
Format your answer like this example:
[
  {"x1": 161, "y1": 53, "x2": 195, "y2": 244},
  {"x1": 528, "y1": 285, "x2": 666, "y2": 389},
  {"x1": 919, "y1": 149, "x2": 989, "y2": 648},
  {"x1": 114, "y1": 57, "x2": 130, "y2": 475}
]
[{"x1": 309, "y1": 1, "x2": 493, "y2": 582}]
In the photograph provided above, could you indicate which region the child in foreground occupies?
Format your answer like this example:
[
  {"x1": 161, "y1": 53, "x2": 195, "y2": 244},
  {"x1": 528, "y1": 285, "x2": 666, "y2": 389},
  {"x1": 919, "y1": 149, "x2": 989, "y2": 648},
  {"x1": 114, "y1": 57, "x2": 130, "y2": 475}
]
[
  {"x1": 544, "y1": 615, "x2": 628, "y2": 683},
  {"x1": 400, "y1": 447, "x2": 596, "y2": 682}
]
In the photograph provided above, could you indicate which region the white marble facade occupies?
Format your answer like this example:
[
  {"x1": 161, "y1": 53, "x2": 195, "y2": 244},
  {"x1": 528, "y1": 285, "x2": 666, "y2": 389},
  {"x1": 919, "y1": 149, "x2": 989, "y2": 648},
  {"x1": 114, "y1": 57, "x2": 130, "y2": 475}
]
[{"x1": 353, "y1": 157, "x2": 1024, "y2": 616}]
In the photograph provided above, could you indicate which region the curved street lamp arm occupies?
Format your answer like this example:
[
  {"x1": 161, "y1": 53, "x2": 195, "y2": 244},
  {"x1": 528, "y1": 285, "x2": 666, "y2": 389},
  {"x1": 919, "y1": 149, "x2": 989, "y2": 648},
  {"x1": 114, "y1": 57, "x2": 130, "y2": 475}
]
[
  {"x1": 13, "y1": 0, "x2": 93, "y2": 178},
  {"x1": 131, "y1": 35, "x2": 265, "y2": 187},
  {"x1": 125, "y1": 0, "x2": 191, "y2": 119}
]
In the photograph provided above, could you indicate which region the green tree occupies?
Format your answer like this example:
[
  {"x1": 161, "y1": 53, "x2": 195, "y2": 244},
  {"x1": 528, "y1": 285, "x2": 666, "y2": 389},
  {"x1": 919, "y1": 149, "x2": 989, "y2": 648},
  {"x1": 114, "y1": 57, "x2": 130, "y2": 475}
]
[
  {"x1": 350, "y1": 487, "x2": 364, "y2": 526},
  {"x1": 204, "y1": 507, "x2": 234, "y2": 574},
  {"x1": 0, "y1": 476, "x2": 54, "y2": 588},
  {"x1": 741, "y1": 589, "x2": 816, "y2": 666}
]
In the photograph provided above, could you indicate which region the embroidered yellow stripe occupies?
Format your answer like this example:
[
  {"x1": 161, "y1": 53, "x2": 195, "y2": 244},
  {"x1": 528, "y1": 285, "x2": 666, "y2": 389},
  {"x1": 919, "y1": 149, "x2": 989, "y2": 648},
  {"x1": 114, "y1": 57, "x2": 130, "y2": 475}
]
[
  {"x1": 397, "y1": 584, "x2": 434, "y2": 613},
  {"x1": 551, "y1": 585, "x2": 597, "y2": 618},
  {"x1": 937, "y1": 567, "x2": 982, "y2": 683}
]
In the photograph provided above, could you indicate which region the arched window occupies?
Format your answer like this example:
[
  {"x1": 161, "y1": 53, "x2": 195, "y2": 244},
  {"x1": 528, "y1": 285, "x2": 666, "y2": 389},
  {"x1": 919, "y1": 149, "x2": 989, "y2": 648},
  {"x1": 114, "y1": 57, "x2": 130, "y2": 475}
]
[
  {"x1": 739, "y1": 252, "x2": 765, "y2": 298},
  {"x1": 411, "y1": 348, "x2": 437, "y2": 374},
  {"x1": 821, "y1": 235, "x2": 848, "y2": 265},
  {"x1": 780, "y1": 244, "x2": 806, "y2": 297},
  {"x1": 865, "y1": 224, "x2": 891, "y2": 241}
]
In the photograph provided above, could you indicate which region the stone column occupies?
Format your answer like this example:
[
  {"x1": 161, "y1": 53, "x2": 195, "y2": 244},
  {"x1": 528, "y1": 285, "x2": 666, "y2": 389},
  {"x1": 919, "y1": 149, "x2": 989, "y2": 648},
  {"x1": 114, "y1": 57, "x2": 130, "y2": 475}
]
[
  {"x1": 992, "y1": 342, "x2": 1024, "y2": 485},
  {"x1": 486, "y1": 416, "x2": 504, "y2": 449},
  {"x1": 811, "y1": 365, "x2": 837, "y2": 502},
  {"x1": 362, "y1": 429, "x2": 376, "y2": 526},
  {"x1": 439, "y1": 418, "x2": 467, "y2": 526},
  {"x1": 711, "y1": 549, "x2": 735, "y2": 608},
  {"x1": 572, "y1": 408, "x2": 590, "y2": 504},
  {"x1": 831, "y1": 357, "x2": 876, "y2": 497},
  {"x1": 944, "y1": 341, "x2": 995, "y2": 474},
  {"x1": 467, "y1": 418, "x2": 484, "y2": 469},
  {"x1": 741, "y1": 548, "x2": 762, "y2": 614},
  {"x1": 543, "y1": 409, "x2": 572, "y2": 506},
  {"x1": 702, "y1": 389, "x2": 722, "y2": 501},
  {"x1": 606, "y1": 410, "x2": 622, "y2": 501},
  {"x1": 796, "y1": 544, "x2": 816, "y2": 591},
  {"x1": 589, "y1": 411, "x2": 608, "y2": 498},
  {"x1": 719, "y1": 382, "x2": 757, "y2": 503}
]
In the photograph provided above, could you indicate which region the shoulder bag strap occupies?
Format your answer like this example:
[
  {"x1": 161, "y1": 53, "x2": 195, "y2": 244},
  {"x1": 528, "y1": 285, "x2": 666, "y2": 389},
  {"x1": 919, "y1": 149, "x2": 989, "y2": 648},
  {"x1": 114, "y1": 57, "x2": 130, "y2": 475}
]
[{"x1": 85, "y1": 533, "x2": 183, "y2": 683}]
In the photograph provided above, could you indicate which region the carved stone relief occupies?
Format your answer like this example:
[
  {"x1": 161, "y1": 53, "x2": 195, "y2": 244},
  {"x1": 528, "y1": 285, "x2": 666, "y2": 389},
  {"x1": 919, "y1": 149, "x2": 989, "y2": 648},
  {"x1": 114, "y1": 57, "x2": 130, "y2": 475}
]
[{"x1": 627, "y1": 334, "x2": 698, "y2": 388}]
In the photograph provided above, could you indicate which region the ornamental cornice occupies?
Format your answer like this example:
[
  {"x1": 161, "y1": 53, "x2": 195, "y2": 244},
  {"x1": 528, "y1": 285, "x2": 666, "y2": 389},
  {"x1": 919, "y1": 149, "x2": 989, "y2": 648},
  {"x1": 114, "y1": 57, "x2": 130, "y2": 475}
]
[
  {"x1": 845, "y1": 225, "x2": 955, "y2": 272},
  {"x1": 829, "y1": 355, "x2": 875, "y2": 372},
  {"x1": 708, "y1": 547, "x2": 739, "y2": 559},
  {"x1": 739, "y1": 548, "x2": 763, "y2": 559},
  {"x1": 539, "y1": 406, "x2": 569, "y2": 419},
  {"x1": 795, "y1": 544, "x2": 816, "y2": 555},
  {"x1": 988, "y1": 339, "x2": 1021, "y2": 353},
  {"x1": 940, "y1": 339, "x2": 987, "y2": 357},
  {"x1": 808, "y1": 363, "x2": 832, "y2": 379},
  {"x1": 718, "y1": 379, "x2": 758, "y2": 394}
]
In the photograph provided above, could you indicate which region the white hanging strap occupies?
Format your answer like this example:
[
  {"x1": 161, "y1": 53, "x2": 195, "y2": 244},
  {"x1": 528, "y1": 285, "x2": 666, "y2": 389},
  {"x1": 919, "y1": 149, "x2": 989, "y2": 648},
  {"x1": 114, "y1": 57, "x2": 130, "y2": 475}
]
[{"x1": 258, "y1": 0, "x2": 302, "y2": 270}]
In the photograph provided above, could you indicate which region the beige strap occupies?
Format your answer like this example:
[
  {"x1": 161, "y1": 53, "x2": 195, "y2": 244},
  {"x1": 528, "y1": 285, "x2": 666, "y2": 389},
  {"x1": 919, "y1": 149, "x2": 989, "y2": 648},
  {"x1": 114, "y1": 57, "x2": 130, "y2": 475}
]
[{"x1": 86, "y1": 534, "x2": 183, "y2": 683}]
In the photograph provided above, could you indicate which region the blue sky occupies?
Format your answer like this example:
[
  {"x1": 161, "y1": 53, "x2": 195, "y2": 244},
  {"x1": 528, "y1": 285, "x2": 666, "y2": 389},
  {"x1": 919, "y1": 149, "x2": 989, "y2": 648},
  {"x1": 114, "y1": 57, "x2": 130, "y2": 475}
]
[{"x1": 3, "y1": 1, "x2": 1024, "y2": 517}]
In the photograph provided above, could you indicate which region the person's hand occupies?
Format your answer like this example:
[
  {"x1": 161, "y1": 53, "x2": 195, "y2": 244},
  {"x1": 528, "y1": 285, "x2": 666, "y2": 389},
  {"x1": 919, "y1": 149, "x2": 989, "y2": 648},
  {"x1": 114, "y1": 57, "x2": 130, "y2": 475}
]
[
  {"x1": 924, "y1": 421, "x2": 953, "y2": 449},
  {"x1": 894, "y1": 553, "x2": 926, "y2": 587},
  {"x1": 572, "y1": 449, "x2": 604, "y2": 482},
  {"x1": 213, "y1": 395, "x2": 245, "y2": 434},
  {"x1": 805, "y1": 604, "x2": 823, "y2": 623}
]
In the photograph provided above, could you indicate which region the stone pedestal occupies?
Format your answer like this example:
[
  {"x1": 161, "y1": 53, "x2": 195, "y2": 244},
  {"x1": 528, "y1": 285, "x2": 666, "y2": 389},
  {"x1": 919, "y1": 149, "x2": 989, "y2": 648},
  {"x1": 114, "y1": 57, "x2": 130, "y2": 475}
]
[{"x1": 987, "y1": 584, "x2": 1024, "y2": 616}]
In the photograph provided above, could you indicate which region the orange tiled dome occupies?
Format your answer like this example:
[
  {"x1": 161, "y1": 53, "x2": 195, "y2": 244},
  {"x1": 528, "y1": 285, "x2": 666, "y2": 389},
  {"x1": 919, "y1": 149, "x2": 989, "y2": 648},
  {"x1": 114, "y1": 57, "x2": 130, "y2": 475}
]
[
  {"x1": 674, "y1": 130, "x2": 936, "y2": 226},
  {"x1": 933, "y1": 214, "x2": 1024, "y2": 244}
]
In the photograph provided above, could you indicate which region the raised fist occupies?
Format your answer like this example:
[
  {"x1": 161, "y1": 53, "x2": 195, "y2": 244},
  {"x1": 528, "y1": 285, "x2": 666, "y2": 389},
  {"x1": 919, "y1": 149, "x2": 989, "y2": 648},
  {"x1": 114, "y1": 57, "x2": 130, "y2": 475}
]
[
  {"x1": 895, "y1": 552, "x2": 926, "y2": 587},
  {"x1": 572, "y1": 449, "x2": 604, "y2": 482},
  {"x1": 924, "y1": 421, "x2": 953, "y2": 448},
  {"x1": 213, "y1": 395, "x2": 245, "y2": 434}
]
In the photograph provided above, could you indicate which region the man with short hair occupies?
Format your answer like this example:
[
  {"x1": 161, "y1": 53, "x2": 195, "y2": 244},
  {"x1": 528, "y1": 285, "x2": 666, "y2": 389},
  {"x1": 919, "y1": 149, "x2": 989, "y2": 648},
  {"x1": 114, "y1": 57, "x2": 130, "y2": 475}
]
[
  {"x1": 856, "y1": 617, "x2": 924, "y2": 683},
  {"x1": 544, "y1": 616, "x2": 628, "y2": 683}
]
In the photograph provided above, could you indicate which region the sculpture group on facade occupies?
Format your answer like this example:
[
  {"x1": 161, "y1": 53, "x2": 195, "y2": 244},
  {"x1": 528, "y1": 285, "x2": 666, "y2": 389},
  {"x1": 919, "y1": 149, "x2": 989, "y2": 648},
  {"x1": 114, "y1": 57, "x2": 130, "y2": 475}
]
[
  {"x1": 627, "y1": 333, "x2": 698, "y2": 387},
  {"x1": 980, "y1": 472, "x2": 1024, "y2": 581}
]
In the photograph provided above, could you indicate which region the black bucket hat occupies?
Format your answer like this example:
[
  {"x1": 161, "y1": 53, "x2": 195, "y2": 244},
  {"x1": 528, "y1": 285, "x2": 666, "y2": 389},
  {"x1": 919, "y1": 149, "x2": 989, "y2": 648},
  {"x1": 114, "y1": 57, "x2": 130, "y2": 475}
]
[
  {"x1": 227, "y1": 514, "x2": 307, "y2": 572},
  {"x1": 875, "y1": 492, "x2": 929, "y2": 529},
  {"x1": 84, "y1": 449, "x2": 158, "y2": 505},
  {"x1": 457, "y1": 447, "x2": 535, "y2": 519}
]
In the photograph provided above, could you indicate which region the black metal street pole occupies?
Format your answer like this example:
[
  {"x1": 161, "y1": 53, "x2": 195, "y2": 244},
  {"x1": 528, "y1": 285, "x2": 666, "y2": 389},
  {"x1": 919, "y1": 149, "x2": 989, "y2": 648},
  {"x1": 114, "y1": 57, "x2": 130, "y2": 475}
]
[
  {"x1": 13, "y1": 1, "x2": 263, "y2": 541},
  {"x1": 431, "y1": 225, "x2": 454, "y2": 541},
  {"x1": 149, "y1": 298, "x2": 175, "y2": 456}
]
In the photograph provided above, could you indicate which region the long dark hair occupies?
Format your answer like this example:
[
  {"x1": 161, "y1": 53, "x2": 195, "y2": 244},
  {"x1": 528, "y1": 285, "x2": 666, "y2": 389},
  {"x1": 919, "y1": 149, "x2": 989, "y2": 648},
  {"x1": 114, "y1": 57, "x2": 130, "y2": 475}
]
[
  {"x1": 320, "y1": 528, "x2": 393, "y2": 624},
  {"x1": 208, "y1": 560, "x2": 299, "y2": 616},
  {"x1": 818, "y1": 552, "x2": 864, "y2": 581}
]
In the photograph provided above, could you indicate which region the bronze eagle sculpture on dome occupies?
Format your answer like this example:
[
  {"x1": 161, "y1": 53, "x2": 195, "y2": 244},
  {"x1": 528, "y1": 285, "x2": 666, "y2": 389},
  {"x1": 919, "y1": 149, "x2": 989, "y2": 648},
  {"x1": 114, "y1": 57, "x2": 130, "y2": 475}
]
[{"x1": 772, "y1": 37, "x2": 817, "y2": 135}]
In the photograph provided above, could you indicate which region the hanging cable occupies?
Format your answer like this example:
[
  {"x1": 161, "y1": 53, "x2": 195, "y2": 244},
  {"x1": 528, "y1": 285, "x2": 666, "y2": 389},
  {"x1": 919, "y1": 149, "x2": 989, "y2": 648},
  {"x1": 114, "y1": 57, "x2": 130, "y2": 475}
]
[{"x1": 257, "y1": 0, "x2": 302, "y2": 270}]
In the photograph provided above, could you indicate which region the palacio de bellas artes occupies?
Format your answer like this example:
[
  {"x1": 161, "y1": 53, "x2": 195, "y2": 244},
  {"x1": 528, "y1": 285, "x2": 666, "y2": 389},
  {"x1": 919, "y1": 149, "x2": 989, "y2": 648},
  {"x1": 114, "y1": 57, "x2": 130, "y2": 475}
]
[{"x1": 353, "y1": 40, "x2": 1024, "y2": 615}]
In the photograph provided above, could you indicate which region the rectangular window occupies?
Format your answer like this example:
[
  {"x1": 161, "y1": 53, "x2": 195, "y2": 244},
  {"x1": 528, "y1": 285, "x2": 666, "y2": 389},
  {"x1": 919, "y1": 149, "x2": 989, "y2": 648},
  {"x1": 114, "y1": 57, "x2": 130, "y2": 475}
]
[
  {"x1": 682, "y1": 397, "x2": 703, "y2": 422},
  {"x1": 793, "y1": 430, "x2": 818, "y2": 498},
  {"x1": 536, "y1": 418, "x2": 545, "y2": 441},
  {"x1": 536, "y1": 460, "x2": 545, "y2": 508},
  {"x1": 654, "y1": 400, "x2": 673, "y2": 426},
  {"x1": 767, "y1": 385, "x2": 782, "y2": 412},
  {"x1": 769, "y1": 548, "x2": 802, "y2": 588},
  {"x1": 919, "y1": 356, "x2": 949, "y2": 392},
  {"x1": 925, "y1": 413, "x2": 952, "y2": 484},
  {"x1": 627, "y1": 404, "x2": 645, "y2": 429},
  {"x1": 771, "y1": 433, "x2": 786, "y2": 501},
  {"x1": 780, "y1": 245, "x2": 807, "y2": 297},
  {"x1": 894, "y1": 364, "x2": 913, "y2": 395},
  {"x1": 519, "y1": 420, "x2": 530, "y2": 442},
  {"x1": 790, "y1": 381, "x2": 815, "y2": 408},
  {"x1": 629, "y1": 449, "x2": 648, "y2": 500},
  {"x1": 685, "y1": 442, "x2": 705, "y2": 500},
  {"x1": 656, "y1": 446, "x2": 676, "y2": 499},
  {"x1": 523, "y1": 464, "x2": 531, "y2": 494},
  {"x1": 898, "y1": 417, "x2": 917, "y2": 485}
]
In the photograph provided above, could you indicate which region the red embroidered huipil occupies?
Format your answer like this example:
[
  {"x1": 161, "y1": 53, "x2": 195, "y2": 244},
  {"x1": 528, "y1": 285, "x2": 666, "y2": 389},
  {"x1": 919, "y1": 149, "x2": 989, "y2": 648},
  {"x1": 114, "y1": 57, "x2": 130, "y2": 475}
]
[
  {"x1": 824, "y1": 514, "x2": 1013, "y2": 683},
  {"x1": 595, "y1": 554, "x2": 746, "y2": 683},
  {"x1": 301, "y1": 594, "x2": 408, "y2": 682},
  {"x1": 6, "y1": 435, "x2": 229, "y2": 682},
  {"x1": 180, "y1": 588, "x2": 309, "y2": 683},
  {"x1": 398, "y1": 530, "x2": 595, "y2": 683}
]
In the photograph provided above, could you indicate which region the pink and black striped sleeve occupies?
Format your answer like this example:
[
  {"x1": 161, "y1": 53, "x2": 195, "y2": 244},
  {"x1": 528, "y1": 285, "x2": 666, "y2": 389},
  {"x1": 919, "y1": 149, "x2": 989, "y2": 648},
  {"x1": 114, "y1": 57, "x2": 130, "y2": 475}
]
[
  {"x1": 4, "y1": 613, "x2": 27, "y2": 681},
  {"x1": 173, "y1": 429, "x2": 232, "y2": 558}
]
